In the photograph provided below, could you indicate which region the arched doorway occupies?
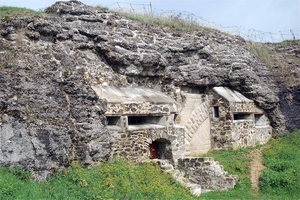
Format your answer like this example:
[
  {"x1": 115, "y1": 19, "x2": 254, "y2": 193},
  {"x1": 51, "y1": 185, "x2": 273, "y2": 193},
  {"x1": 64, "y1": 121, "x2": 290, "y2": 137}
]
[{"x1": 149, "y1": 139, "x2": 172, "y2": 160}]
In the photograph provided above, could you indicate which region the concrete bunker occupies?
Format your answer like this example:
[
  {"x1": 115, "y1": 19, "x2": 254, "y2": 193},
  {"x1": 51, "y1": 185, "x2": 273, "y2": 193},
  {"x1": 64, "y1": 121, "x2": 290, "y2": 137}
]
[
  {"x1": 92, "y1": 86, "x2": 185, "y2": 162},
  {"x1": 94, "y1": 85, "x2": 272, "y2": 159},
  {"x1": 210, "y1": 87, "x2": 272, "y2": 150},
  {"x1": 91, "y1": 85, "x2": 257, "y2": 195}
]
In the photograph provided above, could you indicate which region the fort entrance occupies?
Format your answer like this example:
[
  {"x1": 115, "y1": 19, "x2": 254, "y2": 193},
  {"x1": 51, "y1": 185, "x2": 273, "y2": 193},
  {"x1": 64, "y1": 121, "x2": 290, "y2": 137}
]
[{"x1": 149, "y1": 139, "x2": 172, "y2": 160}]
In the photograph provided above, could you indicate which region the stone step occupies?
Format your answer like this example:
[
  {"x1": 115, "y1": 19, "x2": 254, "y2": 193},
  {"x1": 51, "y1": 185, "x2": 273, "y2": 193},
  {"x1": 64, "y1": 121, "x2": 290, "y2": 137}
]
[{"x1": 160, "y1": 162, "x2": 203, "y2": 197}]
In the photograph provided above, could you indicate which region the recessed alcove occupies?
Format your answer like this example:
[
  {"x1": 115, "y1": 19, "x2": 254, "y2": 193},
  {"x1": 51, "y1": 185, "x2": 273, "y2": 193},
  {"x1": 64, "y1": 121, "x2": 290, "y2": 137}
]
[
  {"x1": 213, "y1": 106, "x2": 219, "y2": 120},
  {"x1": 255, "y1": 114, "x2": 267, "y2": 127},
  {"x1": 233, "y1": 113, "x2": 252, "y2": 121},
  {"x1": 149, "y1": 138, "x2": 172, "y2": 160},
  {"x1": 127, "y1": 115, "x2": 166, "y2": 130}
]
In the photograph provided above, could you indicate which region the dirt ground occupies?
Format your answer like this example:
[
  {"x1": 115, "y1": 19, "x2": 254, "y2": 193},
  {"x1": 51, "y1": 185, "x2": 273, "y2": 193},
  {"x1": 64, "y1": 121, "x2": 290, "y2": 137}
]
[{"x1": 249, "y1": 148, "x2": 265, "y2": 195}]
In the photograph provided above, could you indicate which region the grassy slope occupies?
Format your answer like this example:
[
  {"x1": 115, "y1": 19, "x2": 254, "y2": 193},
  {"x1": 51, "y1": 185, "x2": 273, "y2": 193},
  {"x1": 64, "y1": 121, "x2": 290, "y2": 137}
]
[
  {"x1": 259, "y1": 131, "x2": 300, "y2": 199},
  {"x1": 0, "y1": 6, "x2": 44, "y2": 19},
  {"x1": 1, "y1": 131, "x2": 299, "y2": 199},
  {"x1": 248, "y1": 40, "x2": 300, "y2": 85},
  {"x1": 0, "y1": 160, "x2": 194, "y2": 200}
]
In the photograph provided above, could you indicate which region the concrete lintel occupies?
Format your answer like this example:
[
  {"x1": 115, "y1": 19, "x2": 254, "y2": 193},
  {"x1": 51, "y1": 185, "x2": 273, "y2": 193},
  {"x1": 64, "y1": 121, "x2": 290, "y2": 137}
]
[
  {"x1": 213, "y1": 87, "x2": 252, "y2": 103},
  {"x1": 92, "y1": 85, "x2": 177, "y2": 104}
]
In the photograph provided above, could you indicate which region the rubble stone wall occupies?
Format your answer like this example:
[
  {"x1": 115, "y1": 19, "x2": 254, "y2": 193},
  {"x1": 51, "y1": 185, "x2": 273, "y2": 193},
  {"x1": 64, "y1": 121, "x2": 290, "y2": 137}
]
[
  {"x1": 110, "y1": 125, "x2": 185, "y2": 162},
  {"x1": 106, "y1": 102, "x2": 177, "y2": 116},
  {"x1": 107, "y1": 102, "x2": 185, "y2": 162},
  {"x1": 231, "y1": 102, "x2": 255, "y2": 113},
  {"x1": 178, "y1": 157, "x2": 238, "y2": 192},
  {"x1": 210, "y1": 91, "x2": 271, "y2": 150}
]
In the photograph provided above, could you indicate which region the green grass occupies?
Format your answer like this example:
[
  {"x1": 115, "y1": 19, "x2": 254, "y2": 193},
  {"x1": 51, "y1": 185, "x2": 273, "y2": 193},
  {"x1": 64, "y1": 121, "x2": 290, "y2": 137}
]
[
  {"x1": 249, "y1": 42, "x2": 273, "y2": 67},
  {"x1": 0, "y1": 159, "x2": 193, "y2": 200},
  {"x1": 0, "y1": 6, "x2": 44, "y2": 19},
  {"x1": 259, "y1": 130, "x2": 300, "y2": 199},
  {"x1": 274, "y1": 39, "x2": 300, "y2": 49},
  {"x1": 1, "y1": 131, "x2": 299, "y2": 199},
  {"x1": 117, "y1": 11, "x2": 213, "y2": 34},
  {"x1": 198, "y1": 147, "x2": 255, "y2": 200},
  {"x1": 248, "y1": 40, "x2": 300, "y2": 84}
]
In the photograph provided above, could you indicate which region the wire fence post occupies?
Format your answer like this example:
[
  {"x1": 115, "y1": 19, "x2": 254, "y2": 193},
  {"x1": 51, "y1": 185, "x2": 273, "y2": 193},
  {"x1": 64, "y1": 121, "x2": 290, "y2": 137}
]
[
  {"x1": 290, "y1": 29, "x2": 295, "y2": 40},
  {"x1": 280, "y1": 31, "x2": 284, "y2": 41},
  {"x1": 117, "y1": 2, "x2": 122, "y2": 12},
  {"x1": 130, "y1": 4, "x2": 134, "y2": 13}
]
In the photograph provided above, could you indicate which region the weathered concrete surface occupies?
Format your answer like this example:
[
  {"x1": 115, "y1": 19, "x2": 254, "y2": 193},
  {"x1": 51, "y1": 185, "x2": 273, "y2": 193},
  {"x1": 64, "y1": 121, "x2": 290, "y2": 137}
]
[
  {"x1": 210, "y1": 87, "x2": 272, "y2": 150},
  {"x1": 279, "y1": 85, "x2": 300, "y2": 131},
  {"x1": 213, "y1": 87, "x2": 253, "y2": 103},
  {"x1": 92, "y1": 86, "x2": 177, "y2": 104},
  {"x1": 179, "y1": 92, "x2": 211, "y2": 155}
]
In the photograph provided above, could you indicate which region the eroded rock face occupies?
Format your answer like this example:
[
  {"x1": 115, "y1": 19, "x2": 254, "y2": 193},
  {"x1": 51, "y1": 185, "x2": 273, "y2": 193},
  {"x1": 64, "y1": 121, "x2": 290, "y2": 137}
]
[
  {"x1": 0, "y1": 0, "x2": 290, "y2": 179},
  {"x1": 0, "y1": 2, "x2": 112, "y2": 179},
  {"x1": 280, "y1": 85, "x2": 300, "y2": 131}
]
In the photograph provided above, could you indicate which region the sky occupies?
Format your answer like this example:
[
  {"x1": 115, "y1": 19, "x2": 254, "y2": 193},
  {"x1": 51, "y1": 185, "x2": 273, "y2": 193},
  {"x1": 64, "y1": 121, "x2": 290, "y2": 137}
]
[{"x1": 0, "y1": 0, "x2": 299, "y2": 42}]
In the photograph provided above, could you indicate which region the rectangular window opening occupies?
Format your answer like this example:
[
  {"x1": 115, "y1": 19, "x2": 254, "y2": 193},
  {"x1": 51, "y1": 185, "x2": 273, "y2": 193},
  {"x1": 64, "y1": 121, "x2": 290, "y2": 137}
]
[
  {"x1": 255, "y1": 114, "x2": 266, "y2": 126},
  {"x1": 213, "y1": 106, "x2": 219, "y2": 118},
  {"x1": 128, "y1": 116, "x2": 163, "y2": 125},
  {"x1": 107, "y1": 116, "x2": 121, "y2": 126},
  {"x1": 233, "y1": 113, "x2": 252, "y2": 121}
]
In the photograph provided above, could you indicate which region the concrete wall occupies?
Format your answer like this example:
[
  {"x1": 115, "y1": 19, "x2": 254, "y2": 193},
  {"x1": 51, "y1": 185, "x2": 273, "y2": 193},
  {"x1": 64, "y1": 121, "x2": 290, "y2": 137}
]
[
  {"x1": 210, "y1": 89, "x2": 272, "y2": 150},
  {"x1": 109, "y1": 122, "x2": 185, "y2": 162},
  {"x1": 178, "y1": 157, "x2": 238, "y2": 193},
  {"x1": 179, "y1": 92, "x2": 211, "y2": 155},
  {"x1": 106, "y1": 102, "x2": 177, "y2": 116},
  {"x1": 106, "y1": 101, "x2": 185, "y2": 162}
]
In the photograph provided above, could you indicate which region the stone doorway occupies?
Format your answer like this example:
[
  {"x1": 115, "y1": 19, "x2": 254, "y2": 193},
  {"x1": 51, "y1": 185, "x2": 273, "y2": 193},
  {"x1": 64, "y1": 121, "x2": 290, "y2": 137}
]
[{"x1": 149, "y1": 139, "x2": 172, "y2": 160}]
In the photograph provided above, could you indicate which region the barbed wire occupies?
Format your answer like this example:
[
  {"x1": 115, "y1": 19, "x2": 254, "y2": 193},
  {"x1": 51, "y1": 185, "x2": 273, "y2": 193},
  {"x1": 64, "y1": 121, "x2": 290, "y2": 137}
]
[{"x1": 104, "y1": 2, "x2": 299, "y2": 43}]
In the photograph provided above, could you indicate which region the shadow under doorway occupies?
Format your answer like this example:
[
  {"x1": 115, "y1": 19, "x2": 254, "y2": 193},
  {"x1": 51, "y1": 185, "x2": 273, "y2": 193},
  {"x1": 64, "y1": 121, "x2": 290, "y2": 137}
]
[{"x1": 149, "y1": 139, "x2": 173, "y2": 160}]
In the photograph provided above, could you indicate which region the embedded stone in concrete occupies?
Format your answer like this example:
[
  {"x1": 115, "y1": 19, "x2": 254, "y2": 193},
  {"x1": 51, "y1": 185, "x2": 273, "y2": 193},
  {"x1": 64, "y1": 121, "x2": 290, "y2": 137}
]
[
  {"x1": 178, "y1": 157, "x2": 238, "y2": 193},
  {"x1": 210, "y1": 87, "x2": 272, "y2": 150}
]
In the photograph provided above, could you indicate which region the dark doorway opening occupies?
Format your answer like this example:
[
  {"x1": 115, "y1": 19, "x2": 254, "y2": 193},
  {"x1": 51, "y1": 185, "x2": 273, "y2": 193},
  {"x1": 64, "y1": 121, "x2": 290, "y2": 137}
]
[
  {"x1": 149, "y1": 142, "x2": 159, "y2": 159},
  {"x1": 149, "y1": 139, "x2": 172, "y2": 160}
]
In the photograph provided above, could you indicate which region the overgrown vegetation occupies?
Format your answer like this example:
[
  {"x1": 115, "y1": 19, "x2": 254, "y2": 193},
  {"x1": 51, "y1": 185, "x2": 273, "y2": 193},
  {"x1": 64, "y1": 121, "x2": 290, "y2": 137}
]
[
  {"x1": 117, "y1": 11, "x2": 212, "y2": 34},
  {"x1": 248, "y1": 40, "x2": 300, "y2": 84},
  {"x1": 1, "y1": 131, "x2": 299, "y2": 199},
  {"x1": 0, "y1": 6, "x2": 44, "y2": 19},
  {"x1": 259, "y1": 130, "x2": 300, "y2": 199},
  {"x1": 0, "y1": 159, "x2": 193, "y2": 200},
  {"x1": 248, "y1": 42, "x2": 274, "y2": 67}
]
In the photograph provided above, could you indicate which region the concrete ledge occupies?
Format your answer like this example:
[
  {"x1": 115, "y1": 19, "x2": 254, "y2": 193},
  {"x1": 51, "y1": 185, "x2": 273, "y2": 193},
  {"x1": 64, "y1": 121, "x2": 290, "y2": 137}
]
[{"x1": 127, "y1": 124, "x2": 165, "y2": 131}]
